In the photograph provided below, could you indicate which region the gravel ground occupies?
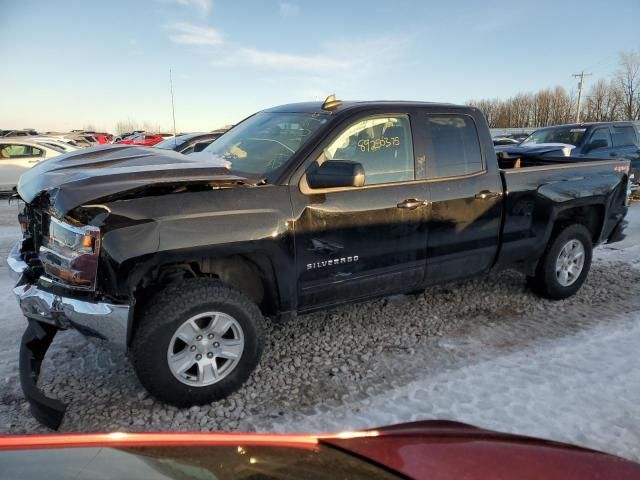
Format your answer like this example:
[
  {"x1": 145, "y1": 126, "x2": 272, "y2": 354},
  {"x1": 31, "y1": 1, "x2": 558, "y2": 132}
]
[{"x1": 1, "y1": 201, "x2": 640, "y2": 462}]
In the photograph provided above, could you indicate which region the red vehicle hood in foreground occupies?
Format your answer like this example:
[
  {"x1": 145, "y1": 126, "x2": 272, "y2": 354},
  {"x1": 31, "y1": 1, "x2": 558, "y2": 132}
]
[{"x1": 0, "y1": 421, "x2": 638, "y2": 479}]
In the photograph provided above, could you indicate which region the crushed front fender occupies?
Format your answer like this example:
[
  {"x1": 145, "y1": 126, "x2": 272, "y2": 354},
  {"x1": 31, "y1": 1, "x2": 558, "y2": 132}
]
[{"x1": 19, "y1": 319, "x2": 67, "y2": 430}]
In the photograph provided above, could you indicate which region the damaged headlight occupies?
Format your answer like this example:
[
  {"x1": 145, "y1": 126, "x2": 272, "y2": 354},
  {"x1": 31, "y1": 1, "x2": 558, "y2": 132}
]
[{"x1": 39, "y1": 217, "x2": 100, "y2": 289}]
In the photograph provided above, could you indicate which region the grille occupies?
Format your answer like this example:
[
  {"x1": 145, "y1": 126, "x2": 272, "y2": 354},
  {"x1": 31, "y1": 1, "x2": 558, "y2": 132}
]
[{"x1": 24, "y1": 205, "x2": 49, "y2": 253}]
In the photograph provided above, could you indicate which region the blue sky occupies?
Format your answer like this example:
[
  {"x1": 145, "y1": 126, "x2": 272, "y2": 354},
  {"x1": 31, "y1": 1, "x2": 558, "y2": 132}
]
[{"x1": 1, "y1": 0, "x2": 639, "y2": 133}]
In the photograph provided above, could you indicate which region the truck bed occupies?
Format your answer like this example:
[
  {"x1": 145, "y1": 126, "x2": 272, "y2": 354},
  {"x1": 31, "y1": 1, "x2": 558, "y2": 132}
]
[
  {"x1": 497, "y1": 152, "x2": 622, "y2": 170},
  {"x1": 495, "y1": 154, "x2": 630, "y2": 270}
]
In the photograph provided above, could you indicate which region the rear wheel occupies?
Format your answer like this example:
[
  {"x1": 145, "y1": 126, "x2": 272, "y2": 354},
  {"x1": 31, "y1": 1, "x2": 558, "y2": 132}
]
[
  {"x1": 131, "y1": 279, "x2": 264, "y2": 406},
  {"x1": 527, "y1": 224, "x2": 592, "y2": 299}
]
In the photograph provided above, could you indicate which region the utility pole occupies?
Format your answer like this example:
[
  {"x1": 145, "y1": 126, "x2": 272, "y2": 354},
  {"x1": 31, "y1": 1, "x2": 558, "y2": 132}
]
[
  {"x1": 573, "y1": 71, "x2": 592, "y2": 123},
  {"x1": 169, "y1": 68, "x2": 177, "y2": 146}
]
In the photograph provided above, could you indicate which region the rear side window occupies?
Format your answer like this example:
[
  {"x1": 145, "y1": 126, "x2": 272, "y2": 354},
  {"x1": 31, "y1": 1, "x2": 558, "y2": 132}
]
[
  {"x1": 612, "y1": 126, "x2": 638, "y2": 147},
  {"x1": 427, "y1": 115, "x2": 483, "y2": 178}
]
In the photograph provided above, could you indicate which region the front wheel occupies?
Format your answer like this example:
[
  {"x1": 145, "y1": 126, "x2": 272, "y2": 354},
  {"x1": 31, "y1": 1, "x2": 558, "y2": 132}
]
[
  {"x1": 527, "y1": 224, "x2": 593, "y2": 300},
  {"x1": 131, "y1": 279, "x2": 265, "y2": 406}
]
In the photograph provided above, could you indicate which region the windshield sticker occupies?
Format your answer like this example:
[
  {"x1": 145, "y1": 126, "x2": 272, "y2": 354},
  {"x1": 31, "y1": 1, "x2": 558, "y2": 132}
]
[{"x1": 570, "y1": 128, "x2": 587, "y2": 133}]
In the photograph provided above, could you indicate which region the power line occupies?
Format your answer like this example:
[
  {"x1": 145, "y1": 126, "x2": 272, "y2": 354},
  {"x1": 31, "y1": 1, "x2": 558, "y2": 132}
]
[{"x1": 573, "y1": 71, "x2": 592, "y2": 123}]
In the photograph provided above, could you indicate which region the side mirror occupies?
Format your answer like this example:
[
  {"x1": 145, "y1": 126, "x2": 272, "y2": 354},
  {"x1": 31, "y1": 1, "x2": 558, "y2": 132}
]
[
  {"x1": 193, "y1": 141, "x2": 211, "y2": 153},
  {"x1": 587, "y1": 139, "x2": 608, "y2": 152},
  {"x1": 306, "y1": 160, "x2": 365, "y2": 189}
]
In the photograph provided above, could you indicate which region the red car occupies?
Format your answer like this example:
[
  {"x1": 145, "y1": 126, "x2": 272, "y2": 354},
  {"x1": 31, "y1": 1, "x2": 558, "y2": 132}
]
[
  {"x1": 93, "y1": 133, "x2": 113, "y2": 144},
  {"x1": 1, "y1": 421, "x2": 638, "y2": 479},
  {"x1": 117, "y1": 133, "x2": 164, "y2": 146}
]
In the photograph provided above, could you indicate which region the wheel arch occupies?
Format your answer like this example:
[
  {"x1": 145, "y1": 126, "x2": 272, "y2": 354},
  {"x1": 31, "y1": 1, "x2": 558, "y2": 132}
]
[
  {"x1": 124, "y1": 249, "x2": 281, "y2": 346},
  {"x1": 552, "y1": 203, "x2": 605, "y2": 244}
]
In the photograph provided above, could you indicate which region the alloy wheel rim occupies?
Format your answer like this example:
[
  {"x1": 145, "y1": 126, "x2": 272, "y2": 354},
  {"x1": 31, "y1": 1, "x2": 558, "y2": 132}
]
[
  {"x1": 167, "y1": 311, "x2": 244, "y2": 386},
  {"x1": 555, "y1": 239, "x2": 585, "y2": 287}
]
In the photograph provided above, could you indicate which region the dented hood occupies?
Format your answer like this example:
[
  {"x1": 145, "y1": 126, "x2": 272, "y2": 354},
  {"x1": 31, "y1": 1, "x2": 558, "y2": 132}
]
[{"x1": 17, "y1": 145, "x2": 253, "y2": 216}]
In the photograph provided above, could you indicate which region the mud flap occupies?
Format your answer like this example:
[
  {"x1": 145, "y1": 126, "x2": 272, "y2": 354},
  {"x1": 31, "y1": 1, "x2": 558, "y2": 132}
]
[
  {"x1": 19, "y1": 320, "x2": 67, "y2": 430},
  {"x1": 607, "y1": 219, "x2": 628, "y2": 244}
]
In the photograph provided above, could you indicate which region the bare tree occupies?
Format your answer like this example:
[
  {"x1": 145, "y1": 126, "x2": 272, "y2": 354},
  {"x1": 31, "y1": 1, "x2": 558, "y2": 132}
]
[
  {"x1": 115, "y1": 118, "x2": 140, "y2": 135},
  {"x1": 467, "y1": 48, "x2": 640, "y2": 127},
  {"x1": 584, "y1": 79, "x2": 622, "y2": 122},
  {"x1": 616, "y1": 50, "x2": 640, "y2": 120}
]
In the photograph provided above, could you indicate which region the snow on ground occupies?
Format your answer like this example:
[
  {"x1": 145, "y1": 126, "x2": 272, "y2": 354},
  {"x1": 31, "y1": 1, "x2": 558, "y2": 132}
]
[{"x1": 0, "y1": 201, "x2": 639, "y2": 463}]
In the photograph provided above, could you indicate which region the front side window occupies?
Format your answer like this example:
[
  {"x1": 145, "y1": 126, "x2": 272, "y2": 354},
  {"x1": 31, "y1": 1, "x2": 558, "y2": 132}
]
[
  {"x1": 612, "y1": 126, "x2": 638, "y2": 147},
  {"x1": 323, "y1": 115, "x2": 414, "y2": 185},
  {"x1": 204, "y1": 112, "x2": 329, "y2": 179},
  {"x1": 589, "y1": 128, "x2": 612, "y2": 149},
  {"x1": 427, "y1": 115, "x2": 483, "y2": 178}
]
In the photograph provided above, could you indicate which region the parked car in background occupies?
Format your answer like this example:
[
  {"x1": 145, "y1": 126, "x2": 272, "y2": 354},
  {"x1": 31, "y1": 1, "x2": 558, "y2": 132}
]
[
  {"x1": 493, "y1": 132, "x2": 532, "y2": 145},
  {"x1": 1, "y1": 129, "x2": 38, "y2": 137},
  {"x1": 5, "y1": 136, "x2": 79, "y2": 154},
  {"x1": 493, "y1": 136, "x2": 520, "y2": 145},
  {"x1": 94, "y1": 133, "x2": 114, "y2": 144},
  {"x1": 42, "y1": 133, "x2": 81, "y2": 147},
  {"x1": 112, "y1": 131, "x2": 145, "y2": 143},
  {"x1": 154, "y1": 131, "x2": 224, "y2": 154},
  {"x1": 496, "y1": 121, "x2": 640, "y2": 183},
  {"x1": 1, "y1": 420, "x2": 639, "y2": 480},
  {"x1": 117, "y1": 133, "x2": 165, "y2": 146},
  {"x1": 8, "y1": 98, "x2": 631, "y2": 427},
  {"x1": 0, "y1": 139, "x2": 65, "y2": 191},
  {"x1": 46, "y1": 131, "x2": 99, "y2": 147}
]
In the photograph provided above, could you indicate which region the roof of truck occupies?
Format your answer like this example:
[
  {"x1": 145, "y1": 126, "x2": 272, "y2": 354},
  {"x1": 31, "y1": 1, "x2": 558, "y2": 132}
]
[{"x1": 264, "y1": 100, "x2": 462, "y2": 115}]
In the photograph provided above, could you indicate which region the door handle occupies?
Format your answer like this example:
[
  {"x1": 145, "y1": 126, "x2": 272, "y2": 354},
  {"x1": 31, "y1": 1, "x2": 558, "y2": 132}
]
[
  {"x1": 610, "y1": 152, "x2": 617, "y2": 157},
  {"x1": 28, "y1": 159, "x2": 40, "y2": 163},
  {"x1": 397, "y1": 199, "x2": 428, "y2": 209},
  {"x1": 475, "y1": 190, "x2": 501, "y2": 199}
]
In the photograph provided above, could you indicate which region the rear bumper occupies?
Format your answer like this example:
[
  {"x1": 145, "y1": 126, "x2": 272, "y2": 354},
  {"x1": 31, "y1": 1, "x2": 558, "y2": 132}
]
[{"x1": 8, "y1": 241, "x2": 130, "y2": 348}]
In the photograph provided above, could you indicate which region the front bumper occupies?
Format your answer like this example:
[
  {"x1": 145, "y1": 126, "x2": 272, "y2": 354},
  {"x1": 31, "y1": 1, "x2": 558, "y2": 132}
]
[
  {"x1": 7, "y1": 240, "x2": 131, "y2": 430},
  {"x1": 8, "y1": 241, "x2": 130, "y2": 348}
]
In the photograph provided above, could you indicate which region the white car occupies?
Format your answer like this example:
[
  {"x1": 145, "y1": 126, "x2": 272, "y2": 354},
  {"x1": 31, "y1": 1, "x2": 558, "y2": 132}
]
[
  {"x1": 19, "y1": 136, "x2": 80, "y2": 153},
  {"x1": 0, "y1": 139, "x2": 65, "y2": 191}
]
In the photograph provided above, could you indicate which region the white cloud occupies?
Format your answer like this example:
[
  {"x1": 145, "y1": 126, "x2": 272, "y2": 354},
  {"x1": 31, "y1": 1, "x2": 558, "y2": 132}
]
[
  {"x1": 212, "y1": 35, "x2": 411, "y2": 74},
  {"x1": 175, "y1": 0, "x2": 212, "y2": 15},
  {"x1": 169, "y1": 22, "x2": 224, "y2": 46},
  {"x1": 279, "y1": 2, "x2": 299, "y2": 18},
  {"x1": 236, "y1": 47, "x2": 351, "y2": 71}
]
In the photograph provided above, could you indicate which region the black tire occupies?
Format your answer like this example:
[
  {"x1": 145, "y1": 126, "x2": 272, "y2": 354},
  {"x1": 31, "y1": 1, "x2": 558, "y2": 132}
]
[
  {"x1": 130, "y1": 279, "x2": 264, "y2": 406},
  {"x1": 526, "y1": 224, "x2": 593, "y2": 300}
]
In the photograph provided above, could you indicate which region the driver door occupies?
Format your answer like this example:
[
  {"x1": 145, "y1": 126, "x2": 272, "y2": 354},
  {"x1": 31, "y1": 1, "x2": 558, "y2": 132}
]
[{"x1": 290, "y1": 112, "x2": 431, "y2": 311}]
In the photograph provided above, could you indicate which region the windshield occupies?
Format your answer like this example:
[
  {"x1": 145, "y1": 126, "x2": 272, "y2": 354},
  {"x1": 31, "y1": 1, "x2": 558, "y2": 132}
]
[
  {"x1": 155, "y1": 135, "x2": 188, "y2": 149},
  {"x1": 203, "y1": 112, "x2": 329, "y2": 178},
  {"x1": 521, "y1": 127, "x2": 586, "y2": 146}
]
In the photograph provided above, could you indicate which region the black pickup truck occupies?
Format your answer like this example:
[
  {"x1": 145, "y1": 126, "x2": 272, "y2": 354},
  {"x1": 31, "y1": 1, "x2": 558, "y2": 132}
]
[{"x1": 8, "y1": 97, "x2": 631, "y2": 428}]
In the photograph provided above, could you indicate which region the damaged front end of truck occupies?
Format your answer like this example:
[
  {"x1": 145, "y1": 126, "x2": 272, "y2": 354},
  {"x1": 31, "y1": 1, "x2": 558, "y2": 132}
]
[{"x1": 7, "y1": 145, "x2": 258, "y2": 429}]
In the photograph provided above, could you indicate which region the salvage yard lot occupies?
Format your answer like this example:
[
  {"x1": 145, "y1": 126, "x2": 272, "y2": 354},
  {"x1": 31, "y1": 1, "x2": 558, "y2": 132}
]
[{"x1": 1, "y1": 201, "x2": 640, "y2": 462}]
